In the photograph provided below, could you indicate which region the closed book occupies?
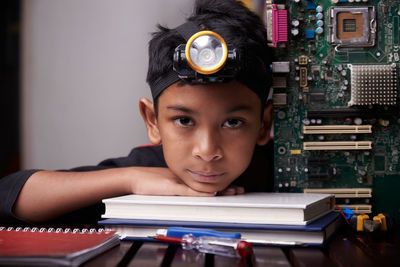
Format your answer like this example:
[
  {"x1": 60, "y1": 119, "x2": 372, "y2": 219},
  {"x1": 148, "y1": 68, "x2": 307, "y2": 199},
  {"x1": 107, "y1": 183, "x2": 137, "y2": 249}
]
[
  {"x1": 0, "y1": 227, "x2": 119, "y2": 266},
  {"x1": 98, "y1": 211, "x2": 343, "y2": 246},
  {"x1": 102, "y1": 192, "x2": 334, "y2": 225}
]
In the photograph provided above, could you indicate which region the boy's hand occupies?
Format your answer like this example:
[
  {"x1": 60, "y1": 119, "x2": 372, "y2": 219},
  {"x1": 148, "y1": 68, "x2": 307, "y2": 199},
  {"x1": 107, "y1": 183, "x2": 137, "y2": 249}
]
[
  {"x1": 217, "y1": 185, "x2": 245, "y2": 196},
  {"x1": 129, "y1": 167, "x2": 216, "y2": 197}
]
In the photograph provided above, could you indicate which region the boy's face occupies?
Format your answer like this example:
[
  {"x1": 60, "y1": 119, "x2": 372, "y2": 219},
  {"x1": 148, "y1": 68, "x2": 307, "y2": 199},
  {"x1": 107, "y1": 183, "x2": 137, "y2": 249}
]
[{"x1": 141, "y1": 80, "x2": 272, "y2": 193}]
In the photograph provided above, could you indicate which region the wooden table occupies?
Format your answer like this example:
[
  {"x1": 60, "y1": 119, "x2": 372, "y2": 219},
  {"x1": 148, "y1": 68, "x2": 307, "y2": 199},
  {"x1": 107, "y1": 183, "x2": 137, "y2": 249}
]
[{"x1": 83, "y1": 226, "x2": 400, "y2": 267}]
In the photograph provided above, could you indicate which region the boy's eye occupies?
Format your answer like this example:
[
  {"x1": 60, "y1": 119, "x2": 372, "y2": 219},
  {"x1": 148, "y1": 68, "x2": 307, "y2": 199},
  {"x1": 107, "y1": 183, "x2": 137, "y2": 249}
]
[
  {"x1": 174, "y1": 117, "x2": 194, "y2": 127},
  {"x1": 223, "y1": 119, "x2": 243, "y2": 128}
]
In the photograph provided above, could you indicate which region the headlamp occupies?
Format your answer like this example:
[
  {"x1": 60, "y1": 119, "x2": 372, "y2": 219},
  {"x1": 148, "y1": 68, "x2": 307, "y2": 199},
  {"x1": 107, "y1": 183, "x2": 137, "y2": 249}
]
[
  {"x1": 185, "y1": 31, "x2": 227, "y2": 75},
  {"x1": 173, "y1": 27, "x2": 240, "y2": 83}
]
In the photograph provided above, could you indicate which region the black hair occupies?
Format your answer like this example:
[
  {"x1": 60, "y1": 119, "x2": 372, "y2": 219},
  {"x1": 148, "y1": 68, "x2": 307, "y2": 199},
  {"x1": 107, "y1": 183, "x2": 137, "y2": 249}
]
[{"x1": 146, "y1": 0, "x2": 272, "y2": 116}]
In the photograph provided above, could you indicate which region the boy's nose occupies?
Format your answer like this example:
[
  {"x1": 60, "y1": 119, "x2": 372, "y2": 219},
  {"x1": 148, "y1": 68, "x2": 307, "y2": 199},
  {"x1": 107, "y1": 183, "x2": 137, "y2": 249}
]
[{"x1": 192, "y1": 129, "x2": 223, "y2": 162}]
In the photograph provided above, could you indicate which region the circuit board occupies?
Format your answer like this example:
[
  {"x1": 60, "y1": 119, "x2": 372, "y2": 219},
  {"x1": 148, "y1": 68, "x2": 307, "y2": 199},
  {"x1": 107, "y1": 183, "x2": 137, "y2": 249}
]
[{"x1": 265, "y1": 0, "x2": 400, "y2": 223}]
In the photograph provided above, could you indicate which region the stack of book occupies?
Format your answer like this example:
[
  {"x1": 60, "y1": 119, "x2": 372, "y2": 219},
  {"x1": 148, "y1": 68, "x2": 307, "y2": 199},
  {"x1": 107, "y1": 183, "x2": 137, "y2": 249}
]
[{"x1": 99, "y1": 192, "x2": 342, "y2": 246}]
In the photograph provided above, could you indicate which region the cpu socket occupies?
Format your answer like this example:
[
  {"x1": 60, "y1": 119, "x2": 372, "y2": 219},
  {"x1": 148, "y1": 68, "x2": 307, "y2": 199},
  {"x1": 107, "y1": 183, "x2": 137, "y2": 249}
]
[{"x1": 329, "y1": 6, "x2": 376, "y2": 47}]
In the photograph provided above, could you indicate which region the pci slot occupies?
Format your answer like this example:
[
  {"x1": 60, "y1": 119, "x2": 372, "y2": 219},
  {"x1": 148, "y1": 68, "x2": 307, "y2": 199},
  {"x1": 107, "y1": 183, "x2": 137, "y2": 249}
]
[
  {"x1": 303, "y1": 141, "x2": 372, "y2": 150},
  {"x1": 303, "y1": 125, "x2": 372, "y2": 134},
  {"x1": 304, "y1": 188, "x2": 372, "y2": 198},
  {"x1": 335, "y1": 204, "x2": 372, "y2": 214}
]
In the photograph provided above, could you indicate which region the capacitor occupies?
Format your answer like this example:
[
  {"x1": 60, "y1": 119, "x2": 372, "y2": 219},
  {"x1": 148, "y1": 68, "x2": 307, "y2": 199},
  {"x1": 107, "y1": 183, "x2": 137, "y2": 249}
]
[
  {"x1": 316, "y1": 5, "x2": 323, "y2": 12},
  {"x1": 315, "y1": 27, "x2": 324, "y2": 34},
  {"x1": 318, "y1": 135, "x2": 325, "y2": 141},
  {"x1": 293, "y1": 0, "x2": 301, "y2": 3},
  {"x1": 303, "y1": 118, "x2": 311, "y2": 125},
  {"x1": 379, "y1": 119, "x2": 390, "y2": 127},
  {"x1": 354, "y1": 117, "x2": 363, "y2": 125},
  {"x1": 292, "y1": 19, "x2": 300, "y2": 27},
  {"x1": 341, "y1": 70, "x2": 347, "y2": 76},
  {"x1": 291, "y1": 28, "x2": 299, "y2": 36},
  {"x1": 311, "y1": 119, "x2": 316, "y2": 124},
  {"x1": 341, "y1": 85, "x2": 348, "y2": 90},
  {"x1": 316, "y1": 12, "x2": 324, "y2": 20},
  {"x1": 350, "y1": 135, "x2": 357, "y2": 140},
  {"x1": 343, "y1": 79, "x2": 349, "y2": 85},
  {"x1": 316, "y1": 119, "x2": 322, "y2": 124},
  {"x1": 316, "y1": 20, "x2": 324, "y2": 27},
  {"x1": 337, "y1": 65, "x2": 343, "y2": 71}
]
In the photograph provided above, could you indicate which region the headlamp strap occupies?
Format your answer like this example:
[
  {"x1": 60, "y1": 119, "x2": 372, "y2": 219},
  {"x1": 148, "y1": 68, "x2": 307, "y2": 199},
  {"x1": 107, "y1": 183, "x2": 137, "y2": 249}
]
[{"x1": 175, "y1": 21, "x2": 201, "y2": 41}]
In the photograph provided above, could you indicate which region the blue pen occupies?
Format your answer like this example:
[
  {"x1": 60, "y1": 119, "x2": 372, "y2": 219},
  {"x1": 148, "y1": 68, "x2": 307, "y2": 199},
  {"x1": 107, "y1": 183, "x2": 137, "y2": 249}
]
[{"x1": 156, "y1": 227, "x2": 241, "y2": 239}]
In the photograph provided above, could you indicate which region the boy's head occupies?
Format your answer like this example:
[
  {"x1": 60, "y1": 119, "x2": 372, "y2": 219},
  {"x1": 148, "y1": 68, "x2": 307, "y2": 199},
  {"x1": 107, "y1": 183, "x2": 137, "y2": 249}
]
[{"x1": 140, "y1": 0, "x2": 273, "y2": 193}]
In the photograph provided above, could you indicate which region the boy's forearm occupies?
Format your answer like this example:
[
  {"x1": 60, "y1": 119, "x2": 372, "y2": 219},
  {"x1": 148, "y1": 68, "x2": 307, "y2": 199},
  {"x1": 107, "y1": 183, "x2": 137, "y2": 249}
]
[{"x1": 13, "y1": 168, "x2": 132, "y2": 222}]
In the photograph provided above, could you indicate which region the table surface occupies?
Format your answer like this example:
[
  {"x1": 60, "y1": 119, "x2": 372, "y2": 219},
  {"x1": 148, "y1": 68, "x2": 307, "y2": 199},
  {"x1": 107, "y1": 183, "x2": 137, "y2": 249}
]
[{"x1": 83, "y1": 225, "x2": 400, "y2": 267}]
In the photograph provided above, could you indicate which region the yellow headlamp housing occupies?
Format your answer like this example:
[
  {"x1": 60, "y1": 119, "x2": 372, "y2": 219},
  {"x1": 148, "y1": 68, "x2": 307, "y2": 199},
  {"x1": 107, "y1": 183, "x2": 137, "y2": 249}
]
[{"x1": 185, "y1": 31, "x2": 228, "y2": 75}]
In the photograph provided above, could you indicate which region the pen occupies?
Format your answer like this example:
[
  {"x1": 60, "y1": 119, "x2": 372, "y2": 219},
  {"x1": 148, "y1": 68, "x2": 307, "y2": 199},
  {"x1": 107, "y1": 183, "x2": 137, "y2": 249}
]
[
  {"x1": 156, "y1": 227, "x2": 241, "y2": 239},
  {"x1": 152, "y1": 233, "x2": 253, "y2": 258}
]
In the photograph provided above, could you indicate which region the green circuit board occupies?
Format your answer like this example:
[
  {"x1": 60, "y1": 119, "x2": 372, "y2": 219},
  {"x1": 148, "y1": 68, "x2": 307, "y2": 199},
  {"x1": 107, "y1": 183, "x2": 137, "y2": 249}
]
[{"x1": 269, "y1": 0, "x2": 400, "y2": 222}]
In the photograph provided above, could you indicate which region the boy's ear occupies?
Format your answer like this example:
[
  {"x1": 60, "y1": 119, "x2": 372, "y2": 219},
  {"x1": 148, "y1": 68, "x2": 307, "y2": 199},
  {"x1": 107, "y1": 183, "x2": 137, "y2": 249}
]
[
  {"x1": 256, "y1": 102, "x2": 273, "y2": 146},
  {"x1": 139, "y1": 98, "x2": 162, "y2": 145}
]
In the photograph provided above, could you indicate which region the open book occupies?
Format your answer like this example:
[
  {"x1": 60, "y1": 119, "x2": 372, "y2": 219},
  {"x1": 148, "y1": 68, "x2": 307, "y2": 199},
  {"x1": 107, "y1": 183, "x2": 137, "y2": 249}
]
[
  {"x1": 0, "y1": 227, "x2": 119, "y2": 266},
  {"x1": 102, "y1": 192, "x2": 334, "y2": 225}
]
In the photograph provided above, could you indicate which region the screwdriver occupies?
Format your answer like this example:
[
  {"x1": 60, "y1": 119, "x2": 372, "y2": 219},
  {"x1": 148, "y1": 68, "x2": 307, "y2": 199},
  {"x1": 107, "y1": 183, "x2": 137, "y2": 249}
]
[{"x1": 152, "y1": 233, "x2": 253, "y2": 258}]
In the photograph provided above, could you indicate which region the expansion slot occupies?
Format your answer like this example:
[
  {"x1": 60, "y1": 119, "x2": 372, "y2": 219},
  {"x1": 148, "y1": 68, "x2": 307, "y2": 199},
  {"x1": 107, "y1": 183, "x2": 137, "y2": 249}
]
[
  {"x1": 303, "y1": 141, "x2": 372, "y2": 150},
  {"x1": 335, "y1": 204, "x2": 372, "y2": 214},
  {"x1": 304, "y1": 188, "x2": 372, "y2": 198},
  {"x1": 302, "y1": 125, "x2": 372, "y2": 134}
]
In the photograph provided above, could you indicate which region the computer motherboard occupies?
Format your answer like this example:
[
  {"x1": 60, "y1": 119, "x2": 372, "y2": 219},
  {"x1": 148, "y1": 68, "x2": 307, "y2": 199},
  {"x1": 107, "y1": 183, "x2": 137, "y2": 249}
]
[{"x1": 262, "y1": 0, "x2": 400, "y2": 223}]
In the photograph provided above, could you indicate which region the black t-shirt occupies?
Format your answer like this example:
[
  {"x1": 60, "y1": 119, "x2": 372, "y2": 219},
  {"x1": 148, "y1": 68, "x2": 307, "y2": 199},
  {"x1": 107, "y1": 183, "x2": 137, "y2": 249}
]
[{"x1": 0, "y1": 144, "x2": 273, "y2": 227}]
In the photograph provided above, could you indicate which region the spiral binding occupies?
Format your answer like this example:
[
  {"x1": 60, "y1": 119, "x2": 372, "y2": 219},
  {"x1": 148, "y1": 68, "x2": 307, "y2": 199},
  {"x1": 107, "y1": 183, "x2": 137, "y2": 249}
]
[{"x1": 0, "y1": 226, "x2": 112, "y2": 234}]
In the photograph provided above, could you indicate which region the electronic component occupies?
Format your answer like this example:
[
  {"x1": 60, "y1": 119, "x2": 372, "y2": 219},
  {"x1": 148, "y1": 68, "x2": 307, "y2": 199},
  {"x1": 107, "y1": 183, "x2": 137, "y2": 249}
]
[
  {"x1": 303, "y1": 141, "x2": 372, "y2": 150},
  {"x1": 264, "y1": 0, "x2": 288, "y2": 47},
  {"x1": 348, "y1": 64, "x2": 397, "y2": 106},
  {"x1": 328, "y1": 6, "x2": 376, "y2": 47},
  {"x1": 272, "y1": 61, "x2": 290, "y2": 73},
  {"x1": 272, "y1": 76, "x2": 287, "y2": 88},
  {"x1": 299, "y1": 67, "x2": 308, "y2": 87},
  {"x1": 302, "y1": 125, "x2": 372, "y2": 134},
  {"x1": 273, "y1": 93, "x2": 287, "y2": 105},
  {"x1": 305, "y1": 29, "x2": 315, "y2": 39}
]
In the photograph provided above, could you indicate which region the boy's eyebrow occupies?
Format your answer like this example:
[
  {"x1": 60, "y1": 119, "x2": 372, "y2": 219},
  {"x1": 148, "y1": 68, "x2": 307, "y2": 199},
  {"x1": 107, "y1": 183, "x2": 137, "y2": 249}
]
[
  {"x1": 166, "y1": 106, "x2": 198, "y2": 115},
  {"x1": 226, "y1": 104, "x2": 254, "y2": 113},
  {"x1": 166, "y1": 104, "x2": 255, "y2": 114}
]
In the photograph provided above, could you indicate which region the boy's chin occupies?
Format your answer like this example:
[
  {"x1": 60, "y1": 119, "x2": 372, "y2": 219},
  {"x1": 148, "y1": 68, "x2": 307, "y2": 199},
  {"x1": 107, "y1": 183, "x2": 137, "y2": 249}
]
[{"x1": 189, "y1": 182, "x2": 228, "y2": 194}]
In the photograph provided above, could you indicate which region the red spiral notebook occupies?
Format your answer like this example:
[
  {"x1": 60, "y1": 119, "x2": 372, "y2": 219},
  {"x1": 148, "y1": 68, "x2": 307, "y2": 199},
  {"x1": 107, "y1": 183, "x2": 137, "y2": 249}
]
[{"x1": 0, "y1": 227, "x2": 120, "y2": 266}]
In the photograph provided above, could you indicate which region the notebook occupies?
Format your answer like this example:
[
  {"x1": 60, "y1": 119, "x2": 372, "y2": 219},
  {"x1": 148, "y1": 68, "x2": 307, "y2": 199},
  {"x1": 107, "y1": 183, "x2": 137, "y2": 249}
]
[
  {"x1": 102, "y1": 192, "x2": 334, "y2": 225},
  {"x1": 99, "y1": 211, "x2": 343, "y2": 246},
  {"x1": 0, "y1": 227, "x2": 120, "y2": 266}
]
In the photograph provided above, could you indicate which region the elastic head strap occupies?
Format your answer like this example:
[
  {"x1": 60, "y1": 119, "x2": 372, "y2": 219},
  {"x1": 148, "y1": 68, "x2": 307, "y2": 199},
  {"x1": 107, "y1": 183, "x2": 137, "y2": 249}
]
[{"x1": 149, "y1": 22, "x2": 202, "y2": 100}]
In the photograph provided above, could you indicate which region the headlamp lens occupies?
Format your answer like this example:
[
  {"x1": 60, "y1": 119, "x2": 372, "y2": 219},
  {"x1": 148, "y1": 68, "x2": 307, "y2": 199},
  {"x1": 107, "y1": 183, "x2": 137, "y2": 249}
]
[{"x1": 185, "y1": 31, "x2": 228, "y2": 75}]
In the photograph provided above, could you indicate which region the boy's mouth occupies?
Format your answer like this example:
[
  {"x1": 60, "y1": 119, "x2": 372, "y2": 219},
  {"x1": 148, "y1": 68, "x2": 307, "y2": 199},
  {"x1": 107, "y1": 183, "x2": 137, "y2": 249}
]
[{"x1": 187, "y1": 169, "x2": 226, "y2": 183}]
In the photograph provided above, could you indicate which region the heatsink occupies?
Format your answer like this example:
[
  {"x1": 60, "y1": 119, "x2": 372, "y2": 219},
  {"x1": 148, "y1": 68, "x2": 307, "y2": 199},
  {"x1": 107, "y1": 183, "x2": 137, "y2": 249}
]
[{"x1": 348, "y1": 64, "x2": 398, "y2": 106}]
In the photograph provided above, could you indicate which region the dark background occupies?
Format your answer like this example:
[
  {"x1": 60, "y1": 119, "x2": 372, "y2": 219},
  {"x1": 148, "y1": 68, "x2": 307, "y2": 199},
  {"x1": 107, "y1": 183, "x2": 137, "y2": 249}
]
[{"x1": 1, "y1": 0, "x2": 21, "y2": 177}]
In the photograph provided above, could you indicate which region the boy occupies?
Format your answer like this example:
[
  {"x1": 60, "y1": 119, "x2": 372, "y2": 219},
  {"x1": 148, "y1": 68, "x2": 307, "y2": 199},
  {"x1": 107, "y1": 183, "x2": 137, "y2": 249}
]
[{"x1": 0, "y1": 0, "x2": 273, "y2": 225}]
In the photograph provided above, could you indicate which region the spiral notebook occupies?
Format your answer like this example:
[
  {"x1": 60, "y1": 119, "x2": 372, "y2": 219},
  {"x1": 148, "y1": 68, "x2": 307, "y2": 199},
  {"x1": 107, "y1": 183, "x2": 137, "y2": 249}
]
[{"x1": 0, "y1": 227, "x2": 120, "y2": 266}]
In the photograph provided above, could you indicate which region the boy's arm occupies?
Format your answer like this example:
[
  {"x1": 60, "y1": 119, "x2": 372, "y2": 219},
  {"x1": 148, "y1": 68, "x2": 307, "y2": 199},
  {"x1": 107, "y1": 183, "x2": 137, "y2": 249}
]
[{"x1": 13, "y1": 167, "x2": 215, "y2": 222}]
